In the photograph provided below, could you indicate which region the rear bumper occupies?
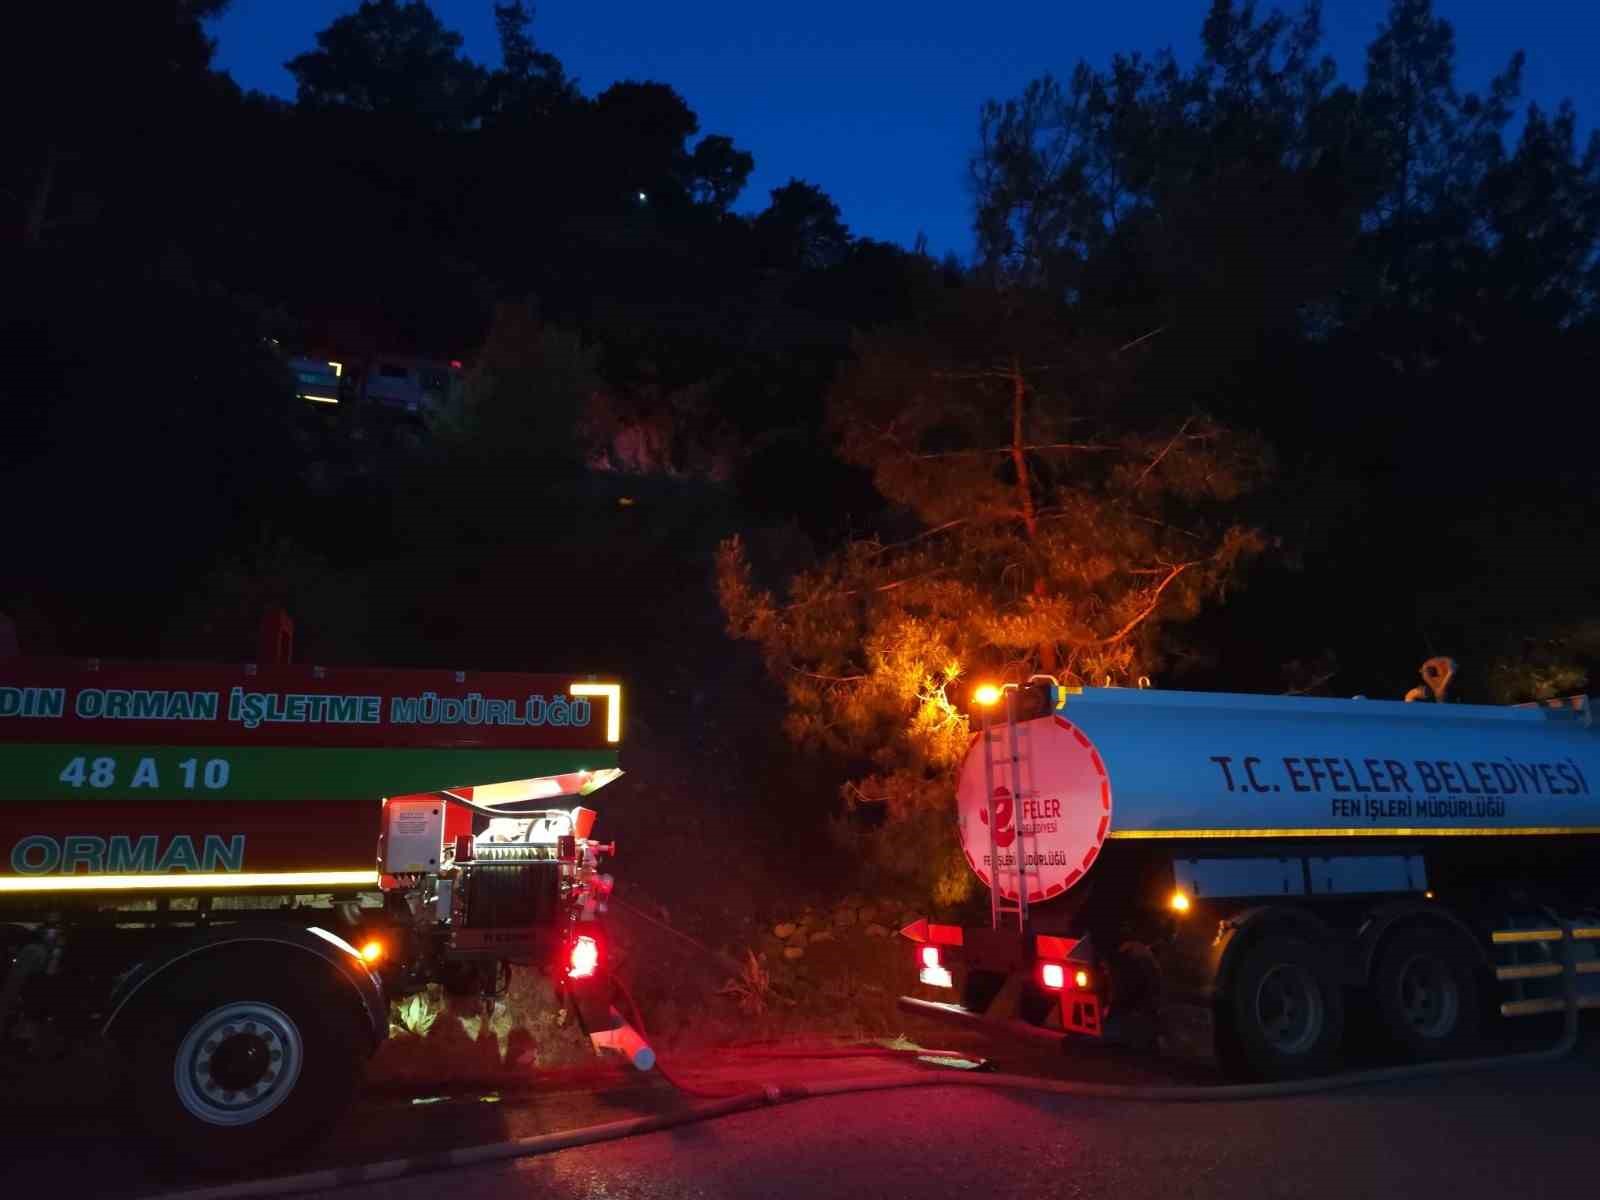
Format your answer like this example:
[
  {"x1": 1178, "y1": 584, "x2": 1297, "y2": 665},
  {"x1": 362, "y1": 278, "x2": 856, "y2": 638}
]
[
  {"x1": 901, "y1": 920, "x2": 1105, "y2": 1036},
  {"x1": 897, "y1": 995, "x2": 1072, "y2": 1048}
]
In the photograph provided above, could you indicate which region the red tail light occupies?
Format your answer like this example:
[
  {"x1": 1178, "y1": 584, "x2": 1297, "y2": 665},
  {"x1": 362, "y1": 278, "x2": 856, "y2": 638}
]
[
  {"x1": 568, "y1": 934, "x2": 600, "y2": 979},
  {"x1": 1039, "y1": 962, "x2": 1066, "y2": 990},
  {"x1": 917, "y1": 943, "x2": 952, "y2": 988}
]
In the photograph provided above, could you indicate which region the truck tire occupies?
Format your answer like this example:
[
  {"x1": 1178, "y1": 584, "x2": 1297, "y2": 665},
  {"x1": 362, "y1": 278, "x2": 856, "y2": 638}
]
[
  {"x1": 1371, "y1": 928, "x2": 1480, "y2": 1060},
  {"x1": 1225, "y1": 936, "x2": 1345, "y2": 1079},
  {"x1": 129, "y1": 955, "x2": 367, "y2": 1169}
]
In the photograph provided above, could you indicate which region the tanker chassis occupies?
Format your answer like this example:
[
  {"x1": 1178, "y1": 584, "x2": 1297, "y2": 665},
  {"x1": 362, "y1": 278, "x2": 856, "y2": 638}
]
[
  {"x1": 899, "y1": 671, "x2": 1600, "y2": 1079},
  {"x1": 0, "y1": 614, "x2": 651, "y2": 1166}
]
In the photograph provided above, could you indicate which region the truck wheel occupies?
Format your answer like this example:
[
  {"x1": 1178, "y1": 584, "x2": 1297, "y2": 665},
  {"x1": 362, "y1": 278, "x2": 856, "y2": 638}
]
[
  {"x1": 1372, "y1": 929, "x2": 1480, "y2": 1059},
  {"x1": 130, "y1": 956, "x2": 366, "y2": 1169},
  {"x1": 1226, "y1": 936, "x2": 1345, "y2": 1079}
]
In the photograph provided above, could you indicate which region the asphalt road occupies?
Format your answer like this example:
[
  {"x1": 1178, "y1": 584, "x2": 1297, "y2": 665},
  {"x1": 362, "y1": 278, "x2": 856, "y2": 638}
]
[
  {"x1": 329, "y1": 1037, "x2": 1600, "y2": 1200},
  {"x1": 3, "y1": 1025, "x2": 1594, "y2": 1200}
]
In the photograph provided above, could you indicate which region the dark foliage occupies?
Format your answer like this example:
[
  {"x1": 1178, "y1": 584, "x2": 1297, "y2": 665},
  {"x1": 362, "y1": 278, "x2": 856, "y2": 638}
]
[{"x1": 3, "y1": 2, "x2": 1599, "y2": 878}]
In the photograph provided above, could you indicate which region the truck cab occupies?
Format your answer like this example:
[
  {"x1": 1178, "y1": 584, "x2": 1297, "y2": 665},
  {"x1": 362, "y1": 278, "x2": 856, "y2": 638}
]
[
  {"x1": 287, "y1": 355, "x2": 343, "y2": 405},
  {"x1": 359, "y1": 356, "x2": 464, "y2": 425}
]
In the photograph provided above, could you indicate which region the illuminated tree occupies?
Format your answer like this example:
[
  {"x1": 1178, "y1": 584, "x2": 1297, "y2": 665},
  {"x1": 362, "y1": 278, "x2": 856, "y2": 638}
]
[{"x1": 718, "y1": 286, "x2": 1268, "y2": 859}]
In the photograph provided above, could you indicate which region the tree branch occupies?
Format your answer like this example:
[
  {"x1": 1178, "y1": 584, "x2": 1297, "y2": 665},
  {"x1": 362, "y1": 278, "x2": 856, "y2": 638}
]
[
  {"x1": 1133, "y1": 415, "x2": 1195, "y2": 489},
  {"x1": 1120, "y1": 509, "x2": 1203, "y2": 539},
  {"x1": 789, "y1": 668, "x2": 868, "y2": 683},
  {"x1": 1116, "y1": 326, "x2": 1166, "y2": 354},
  {"x1": 1010, "y1": 354, "x2": 1038, "y2": 540},
  {"x1": 864, "y1": 517, "x2": 973, "y2": 556},
  {"x1": 930, "y1": 362, "x2": 1078, "y2": 381},
  {"x1": 782, "y1": 566, "x2": 955, "y2": 610},
  {"x1": 1283, "y1": 671, "x2": 1338, "y2": 696},
  {"x1": 1093, "y1": 561, "x2": 1195, "y2": 645},
  {"x1": 912, "y1": 442, "x2": 1113, "y2": 459}
]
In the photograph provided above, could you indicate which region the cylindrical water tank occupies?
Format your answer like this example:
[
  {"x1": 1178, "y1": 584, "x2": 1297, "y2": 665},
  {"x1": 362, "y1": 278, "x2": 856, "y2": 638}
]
[{"x1": 957, "y1": 688, "x2": 1600, "y2": 904}]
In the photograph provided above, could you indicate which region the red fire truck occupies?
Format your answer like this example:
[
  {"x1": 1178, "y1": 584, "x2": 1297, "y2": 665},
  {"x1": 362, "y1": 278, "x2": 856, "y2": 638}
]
[{"x1": 0, "y1": 612, "x2": 647, "y2": 1165}]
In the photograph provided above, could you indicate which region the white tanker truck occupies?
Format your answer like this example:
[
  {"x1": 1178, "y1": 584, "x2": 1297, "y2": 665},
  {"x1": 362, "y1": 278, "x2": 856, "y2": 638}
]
[{"x1": 898, "y1": 666, "x2": 1600, "y2": 1079}]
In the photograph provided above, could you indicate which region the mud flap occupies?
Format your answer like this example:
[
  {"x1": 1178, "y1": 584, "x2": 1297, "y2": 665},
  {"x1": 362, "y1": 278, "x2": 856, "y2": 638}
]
[
  {"x1": 587, "y1": 1006, "x2": 656, "y2": 1071},
  {"x1": 569, "y1": 979, "x2": 655, "y2": 1071}
]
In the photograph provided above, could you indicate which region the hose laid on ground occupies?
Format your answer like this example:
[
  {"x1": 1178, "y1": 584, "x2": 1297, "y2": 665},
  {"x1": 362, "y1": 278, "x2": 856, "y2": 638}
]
[{"x1": 156, "y1": 988, "x2": 1583, "y2": 1200}]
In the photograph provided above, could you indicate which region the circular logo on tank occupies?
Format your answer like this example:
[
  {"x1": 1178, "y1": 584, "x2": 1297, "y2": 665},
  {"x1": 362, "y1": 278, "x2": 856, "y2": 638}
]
[{"x1": 956, "y1": 715, "x2": 1112, "y2": 904}]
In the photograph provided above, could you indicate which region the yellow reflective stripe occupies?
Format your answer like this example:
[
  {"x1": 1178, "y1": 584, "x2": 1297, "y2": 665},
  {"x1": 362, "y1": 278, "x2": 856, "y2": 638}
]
[
  {"x1": 1106, "y1": 826, "x2": 1600, "y2": 840},
  {"x1": 1496, "y1": 962, "x2": 1564, "y2": 980},
  {"x1": 1501, "y1": 996, "x2": 1600, "y2": 1017},
  {"x1": 569, "y1": 682, "x2": 622, "y2": 743},
  {"x1": 1491, "y1": 927, "x2": 1600, "y2": 944},
  {"x1": 1492, "y1": 961, "x2": 1599, "y2": 977},
  {"x1": 0, "y1": 870, "x2": 379, "y2": 894},
  {"x1": 1493, "y1": 929, "x2": 1563, "y2": 944}
]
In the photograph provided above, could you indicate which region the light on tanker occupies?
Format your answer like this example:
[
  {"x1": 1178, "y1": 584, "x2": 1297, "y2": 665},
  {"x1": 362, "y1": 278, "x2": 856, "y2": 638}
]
[
  {"x1": 1073, "y1": 969, "x2": 1090, "y2": 990},
  {"x1": 920, "y1": 945, "x2": 941, "y2": 970},
  {"x1": 569, "y1": 934, "x2": 600, "y2": 979},
  {"x1": 918, "y1": 943, "x2": 952, "y2": 989},
  {"x1": 973, "y1": 684, "x2": 1003, "y2": 708},
  {"x1": 1040, "y1": 962, "x2": 1066, "y2": 990},
  {"x1": 359, "y1": 939, "x2": 384, "y2": 964},
  {"x1": 1170, "y1": 890, "x2": 1192, "y2": 915}
]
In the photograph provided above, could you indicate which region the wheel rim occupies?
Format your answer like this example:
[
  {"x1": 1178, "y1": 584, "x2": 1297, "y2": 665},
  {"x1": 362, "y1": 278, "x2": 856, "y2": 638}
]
[
  {"x1": 174, "y1": 1001, "x2": 303, "y2": 1127},
  {"x1": 1253, "y1": 963, "x2": 1324, "y2": 1055},
  {"x1": 1395, "y1": 953, "x2": 1460, "y2": 1040}
]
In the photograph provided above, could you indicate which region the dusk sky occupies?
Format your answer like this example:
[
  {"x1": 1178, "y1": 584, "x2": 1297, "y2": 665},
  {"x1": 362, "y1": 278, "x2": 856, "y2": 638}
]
[{"x1": 209, "y1": 1, "x2": 1599, "y2": 259}]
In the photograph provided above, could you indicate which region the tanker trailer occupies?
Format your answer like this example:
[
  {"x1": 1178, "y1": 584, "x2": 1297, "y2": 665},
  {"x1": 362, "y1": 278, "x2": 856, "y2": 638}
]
[
  {"x1": 898, "y1": 674, "x2": 1600, "y2": 1079},
  {"x1": 0, "y1": 611, "x2": 648, "y2": 1167}
]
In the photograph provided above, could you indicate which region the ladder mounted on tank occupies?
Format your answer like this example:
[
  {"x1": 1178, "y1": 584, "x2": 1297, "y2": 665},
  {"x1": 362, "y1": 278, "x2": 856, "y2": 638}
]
[{"x1": 975, "y1": 676, "x2": 1059, "y2": 934}]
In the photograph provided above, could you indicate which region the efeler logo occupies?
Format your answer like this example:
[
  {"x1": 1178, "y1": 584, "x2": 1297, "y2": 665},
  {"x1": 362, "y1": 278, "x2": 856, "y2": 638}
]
[
  {"x1": 958, "y1": 715, "x2": 1112, "y2": 900},
  {"x1": 978, "y1": 785, "x2": 1017, "y2": 848}
]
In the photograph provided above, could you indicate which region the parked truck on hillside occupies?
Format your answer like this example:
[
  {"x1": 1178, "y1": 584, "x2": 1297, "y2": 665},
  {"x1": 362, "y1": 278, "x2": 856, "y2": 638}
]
[
  {"x1": 899, "y1": 662, "x2": 1600, "y2": 1078},
  {"x1": 0, "y1": 612, "x2": 649, "y2": 1166}
]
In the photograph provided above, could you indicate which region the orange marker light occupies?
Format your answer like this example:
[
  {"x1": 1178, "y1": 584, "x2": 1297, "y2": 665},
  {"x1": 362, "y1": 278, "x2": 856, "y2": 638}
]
[
  {"x1": 1170, "y1": 890, "x2": 1192, "y2": 914},
  {"x1": 1074, "y1": 969, "x2": 1090, "y2": 990},
  {"x1": 973, "y1": 684, "x2": 1002, "y2": 707},
  {"x1": 360, "y1": 940, "x2": 384, "y2": 964}
]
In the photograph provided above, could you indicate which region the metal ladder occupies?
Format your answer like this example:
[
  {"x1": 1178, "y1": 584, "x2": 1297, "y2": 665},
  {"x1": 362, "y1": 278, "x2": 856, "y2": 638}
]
[{"x1": 982, "y1": 698, "x2": 1034, "y2": 934}]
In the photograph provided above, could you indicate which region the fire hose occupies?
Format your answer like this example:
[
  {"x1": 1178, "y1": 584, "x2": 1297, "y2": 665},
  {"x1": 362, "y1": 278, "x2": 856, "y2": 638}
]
[{"x1": 156, "y1": 975, "x2": 1583, "y2": 1200}]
